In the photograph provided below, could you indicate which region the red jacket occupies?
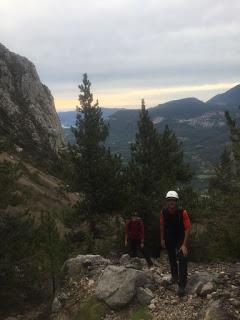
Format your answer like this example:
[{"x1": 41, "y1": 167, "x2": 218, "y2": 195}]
[
  {"x1": 160, "y1": 209, "x2": 191, "y2": 231},
  {"x1": 125, "y1": 218, "x2": 144, "y2": 241}
]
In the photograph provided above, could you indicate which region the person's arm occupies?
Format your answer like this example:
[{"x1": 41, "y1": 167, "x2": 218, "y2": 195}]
[
  {"x1": 180, "y1": 210, "x2": 191, "y2": 256},
  {"x1": 125, "y1": 220, "x2": 129, "y2": 247},
  {"x1": 160, "y1": 211, "x2": 165, "y2": 248},
  {"x1": 140, "y1": 220, "x2": 144, "y2": 248}
]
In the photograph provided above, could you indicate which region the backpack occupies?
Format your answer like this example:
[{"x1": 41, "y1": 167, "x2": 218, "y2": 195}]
[{"x1": 162, "y1": 208, "x2": 185, "y2": 245}]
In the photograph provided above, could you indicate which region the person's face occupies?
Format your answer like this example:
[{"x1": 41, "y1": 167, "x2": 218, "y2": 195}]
[
  {"x1": 132, "y1": 211, "x2": 138, "y2": 220},
  {"x1": 167, "y1": 198, "x2": 178, "y2": 209}
]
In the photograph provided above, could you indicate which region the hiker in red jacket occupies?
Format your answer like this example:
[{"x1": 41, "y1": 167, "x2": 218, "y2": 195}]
[
  {"x1": 160, "y1": 191, "x2": 191, "y2": 297},
  {"x1": 125, "y1": 210, "x2": 153, "y2": 267}
]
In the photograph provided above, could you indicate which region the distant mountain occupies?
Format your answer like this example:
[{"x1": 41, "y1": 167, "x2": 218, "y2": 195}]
[
  {"x1": 207, "y1": 84, "x2": 240, "y2": 107},
  {"x1": 61, "y1": 85, "x2": 240, "y2": 189},
  {"x1": 58, "y1": 108, "x2": 124, "y2": 128}
]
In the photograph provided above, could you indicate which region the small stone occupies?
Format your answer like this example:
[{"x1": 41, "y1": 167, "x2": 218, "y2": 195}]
[
  {"x1": 58, "y1": 292, "x2": 68, "y2": 301},
  {"x1": 199, "y1": 281, "x2": 215, "y2": 297},
  {"x1": 119, "y1": 254, "x2": 131, "y2": 265},
  {"x1": 149, "y1": 303, "x2": 155, "y2": 310},
  {"x1": 229, "y1": 298, "x2": 240, "y2": 307},
  {"x1": 52, "y1": 296, "x2": 61, "y2": 313},
  {"x1": 88, "y1": 279, "x2": 95, "y2": 286},
  {"x1": 137, "y1": 287, "x2": 154, "y2": 305}
]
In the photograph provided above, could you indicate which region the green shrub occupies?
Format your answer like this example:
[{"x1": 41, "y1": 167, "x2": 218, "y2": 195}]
[
  {"x1": 131, "y1": 306, "x2": 152, "y2": 320},
  {"x1": 73, "y1": 297, "x2": 108, "y2": 320}
]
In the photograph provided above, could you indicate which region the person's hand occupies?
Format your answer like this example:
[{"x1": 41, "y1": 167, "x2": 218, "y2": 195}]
[
  {"x1": 161, "y1": 239, "x2": 166, "y2": 249},
  {"x1": 125, "y1": 240, "x2": 128, "y2": 247},
  {"x1": 140, "y1": 242, "x2": 144, "y2": 249},
  {"x1": 180, "y1": 245, "x2": 188, "y2": 256}
]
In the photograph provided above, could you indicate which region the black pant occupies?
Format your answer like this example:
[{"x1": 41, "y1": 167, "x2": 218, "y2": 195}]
[
  {"x1": 167, "y1": 246, "x2": 188, "y2": 288},
  {"x1": 128, "y1": 238, "x2": 153, "y2": 266}
]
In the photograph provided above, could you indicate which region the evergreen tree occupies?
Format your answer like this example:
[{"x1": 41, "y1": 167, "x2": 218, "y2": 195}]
[
  {"x1": 128, "y1": 100, "x2": 191, "y2": 216},
  {"x1": 225, "y1": 111, "x2": 240, "y2": 175},
  {"x1": 37, "y1": 212, "x2": 67, "y2": 295},
  {"x1": 209, "y1": 147, "x2": 233, "y2": 204},
  {"x1": 0, "y1": 153, "x2": 36, "y2": 306},
  {"x1": 70, "y1": 74, "x2": 124, "y2": 238},
  {"x1": 128, "y1": 99, "x2": 163, "y2": 214},
  {"x1": 128, "y1": 100, "x2": 191, "y2": 256},
  {"x1": 160, "y1": 125, "x2": 192, "y2": 189},
  {"x1": 207, "y1": 111, "x2": 240, "y2": 260}
]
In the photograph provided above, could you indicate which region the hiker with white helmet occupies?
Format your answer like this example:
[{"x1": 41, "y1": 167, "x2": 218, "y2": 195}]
[{"x1": 160, "y1": 190, "x2": 191, "y2": 297}]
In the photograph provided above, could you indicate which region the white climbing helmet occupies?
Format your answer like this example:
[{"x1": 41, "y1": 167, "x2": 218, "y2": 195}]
[{"x1": 166, "y1": 190, "x2": 179, "y2": 200}]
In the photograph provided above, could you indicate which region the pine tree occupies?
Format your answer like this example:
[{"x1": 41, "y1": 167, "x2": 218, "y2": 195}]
[
  {"x1": 128, "y1": 100, "x2": 191, "y2": 215},
  {"x1": 209, "y1": 147, "x2": 233, "y2": 203},
  {"x1": 207, "y1": 111, "x2": 240, "y2": 260},
  {"x1": 0, "y1": 153, "x2": 36, "y2": 304},
  {"x1": 225, "y1": 111, "x2": 240, "y2": 176},
  {"x1": 70, "y1": 74, "x2": 124, "y2": 238},
  {"x1": 37, "y1": 212, "x2": 66, "y2": 295},
  {"x1": 128, "y1": 99, "x2": 163, "y2": 214},
  {"x1": 160, "y1": 125, "x2": 192, "y2": 189}
]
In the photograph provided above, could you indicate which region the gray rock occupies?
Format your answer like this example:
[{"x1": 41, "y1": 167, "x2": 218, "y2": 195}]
[
  {"x1": 229, "y1": 298, "x2": 240, "y2": 307},
  {"x1": 0, "y1": 43, "x2": 65, "y2": 162},
  {"x1": 187, "y1": 272, "x2": 215, "y2": 295},
  {"x1": 149, "y1": 303, "x2": 156, "y2": 310},
  {"x1": 125, "y1": 257, "x2": 148, "y2": 270},
  {"x1": 52, "y1": 296, "x2": 61, "y2": 313},
  {"x1": 199, "y1": 281, "x2": 216, "y2": 297},
  {"x1": 58, "y1": 292, "x2": 68, "y2": 302},
  {"x1": 63, "y1": 254, "x2": 110, "y2": 278},
  {"x1": 4, "y1": 318, "x2": 18, "y2": 320},
  {"x1": 137, "y1": 287, "x2": 154, "y2": 305},
  {"x1": 159, "y1": 275, "x2": 172, "y2": 287},
  {"x1": 203, "y1": 300, "x2": 229, "y2": 320},
  {"x1": 119, "y1": 254, "x2": 131, "y2": 265},
  {"x1": 153, "y1": 274, "x2": 163, "y2": 286},
  {"x1": 95, "y1": 265, "x2": 153, "y2": 308}
]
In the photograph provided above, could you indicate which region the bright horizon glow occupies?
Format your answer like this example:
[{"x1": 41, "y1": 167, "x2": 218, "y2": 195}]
[{"x1": 55, "y1": 81, "x2": 239, "y2": 111}]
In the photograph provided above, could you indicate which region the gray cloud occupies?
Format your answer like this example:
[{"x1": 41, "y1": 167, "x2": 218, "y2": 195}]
[{"x1": 0, "y1": 0, "x2": 239, "y2": 108}]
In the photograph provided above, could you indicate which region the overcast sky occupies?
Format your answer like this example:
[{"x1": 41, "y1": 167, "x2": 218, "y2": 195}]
[{"x1": 0, "y1": 0, "x2": 239, "y2": 110}]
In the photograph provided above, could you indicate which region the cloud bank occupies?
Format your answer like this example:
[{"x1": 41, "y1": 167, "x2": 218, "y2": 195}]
[{"x1": 0, "y1": 0, "x2": 239, "y2": 109}]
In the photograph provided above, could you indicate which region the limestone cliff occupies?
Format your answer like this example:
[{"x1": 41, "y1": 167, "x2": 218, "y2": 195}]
[{"x1": 0, "y1": 43, "x2": 65, "y2": 161}]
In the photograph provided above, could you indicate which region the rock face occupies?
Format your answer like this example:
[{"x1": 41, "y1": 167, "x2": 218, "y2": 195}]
[
  {"x1": 95, "y1": 265, "x2": 153, "y2": 308},
  {"x1": 0, "y1": 43, "x2": 65, "y2": 160}
]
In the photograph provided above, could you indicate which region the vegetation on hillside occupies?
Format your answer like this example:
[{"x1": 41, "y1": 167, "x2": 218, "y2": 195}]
[{"x1": 0, "y1": 75, "x2": 239, "y2": 318}]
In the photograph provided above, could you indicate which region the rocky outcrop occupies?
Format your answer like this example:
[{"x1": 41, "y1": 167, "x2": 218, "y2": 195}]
[
  {"x1": 49, "y1": 255, "x2": 240, "y2": 320},
  {"x1": 63, "y1": 254, "x2": 110, "y2": 278},
  {"x1": 95, "y1": 265, "x2": 153, "y2": 308},
  {"x1": 0, "y1": 43, "x2": 65, "y2": 161}
]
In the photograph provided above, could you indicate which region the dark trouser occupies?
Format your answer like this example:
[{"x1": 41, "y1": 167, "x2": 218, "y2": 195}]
[
  {"x1": 128, "y1": 238, "x2": 153, "y2": 266},
  {"x1": 167, "y1": 246, "x2": 188, "y2": 288}
]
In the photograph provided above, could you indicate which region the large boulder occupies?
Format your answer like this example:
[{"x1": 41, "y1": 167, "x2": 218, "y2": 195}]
[
  {"x1": 0, "y1": 43, "x2": 65, "y2": 162},
  {"x1": 95, "y1": 265, "x2": 153, "y2": 309},
  {"x1": 63, "y1": 255, "x2": 110, "y2": 278}
]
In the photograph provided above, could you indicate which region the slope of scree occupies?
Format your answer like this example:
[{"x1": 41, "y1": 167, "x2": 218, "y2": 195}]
[{"x1": 0, "y1": 151, "x2": 78, "y2": 221}]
